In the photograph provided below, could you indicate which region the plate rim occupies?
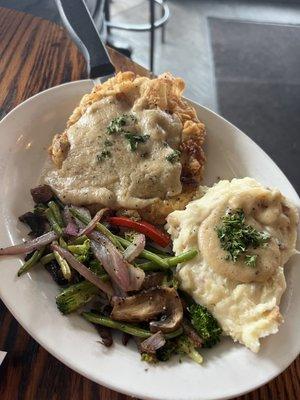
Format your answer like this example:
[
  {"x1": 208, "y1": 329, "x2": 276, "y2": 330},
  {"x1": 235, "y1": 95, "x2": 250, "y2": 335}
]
[{"x1": 0, "y1": 79, "x2": 299, "y2": 400}]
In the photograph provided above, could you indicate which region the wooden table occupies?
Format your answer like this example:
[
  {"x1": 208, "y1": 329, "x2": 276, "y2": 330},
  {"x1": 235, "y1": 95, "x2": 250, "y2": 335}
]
[{"x1": 0, "y1": 6, "x2": 299, "y2": 400}]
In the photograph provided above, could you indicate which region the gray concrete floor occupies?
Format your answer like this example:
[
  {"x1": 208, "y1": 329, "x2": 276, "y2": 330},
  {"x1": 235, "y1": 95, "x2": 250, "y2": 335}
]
[
  {"x1": 108, "y1": 0, "x2": 300, "y2": 110},
  {"x1": 1, "y1": 0, "x2": 300, "y2": 110}
]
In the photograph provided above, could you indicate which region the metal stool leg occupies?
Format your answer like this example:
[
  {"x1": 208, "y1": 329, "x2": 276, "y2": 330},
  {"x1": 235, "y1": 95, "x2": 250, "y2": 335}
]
[
  {"x1": 104, "y1": 0, "x2": 111, "y2": 36},
  {"x1": 103, "y1": 0, "x2": 133, "y2": 58},
  {"x1": 92, "y1": 0, "x2": 105, "y2": 30},
  {"x1": 161, "y1": 0, "x2": 165, "y2": 43},
  {"x1": 150, "y1": 0, "x2": 155, "y2": 72}
]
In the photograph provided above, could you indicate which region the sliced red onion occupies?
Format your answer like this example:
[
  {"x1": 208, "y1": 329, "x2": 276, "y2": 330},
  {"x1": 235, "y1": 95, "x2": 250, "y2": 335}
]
[
  {"x1": 90, "y1": 237, "x2": 130, "y2": 291},
  {"x1": 112, "y1": 282, "x2": 127, "y2": 298},
  {"x1": 123, "y1": 234, "x2": 146, "y2": 262},
  {"x1": 51, "y1": 244, "x2": 113, "y2": 297},
  {"x1": 127, "y1": 263, "x2": 145, "y2": 291},
  {"x1": 0, "y1": 231, "x2": 57, "y2": 255},
  {"x1": 89, "y1": 231, "x2": 144, "y2": 292},
  {"x1": 62, "y1": 206, "x2": 72, "y2": 225},
  {"x1": 77, "y1": 208, "x2": 109, "y2": 237},
  {"x1": 140, "y1": 331, "x2": 166, "y2": 354},
  {"x1": 62, "y1": 207, "x2": 79, "y2": 236},
  {"x1": 64, "y1": 222, "x2": 79, "y2": 236}
]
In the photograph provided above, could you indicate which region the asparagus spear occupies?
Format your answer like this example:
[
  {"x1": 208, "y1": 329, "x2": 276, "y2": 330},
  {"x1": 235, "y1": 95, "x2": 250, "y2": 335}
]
[
  {"x1": 82, "y1": 312, "x2": 183, "y2": 339},
  {"x1": 48, "y1": 201, "x2": 64, "y2": 227},
  {"x1": 17, "y1": 247, "x2": 45, "y2": 276},
  {"x1": 45, "y1": 208, "x2": 63, "y2": 236}
]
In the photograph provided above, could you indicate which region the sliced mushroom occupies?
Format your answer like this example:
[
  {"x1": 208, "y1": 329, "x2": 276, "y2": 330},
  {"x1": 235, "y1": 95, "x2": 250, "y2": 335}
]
[
  {"x1": 30, "y1": 184, "x2": 54, "y2": 204},
  {"x1": 111, "y1": 287, "x2": 183, "y2": 333},
  {"x1": 141, "y1": 272, "x2": 165, "y2": 290}
]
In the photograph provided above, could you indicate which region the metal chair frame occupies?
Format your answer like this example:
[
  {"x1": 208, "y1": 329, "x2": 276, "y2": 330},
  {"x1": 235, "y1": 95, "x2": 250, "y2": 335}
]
[{"x1": 104, "y1": 0, "x2": 170, "y2": 71}]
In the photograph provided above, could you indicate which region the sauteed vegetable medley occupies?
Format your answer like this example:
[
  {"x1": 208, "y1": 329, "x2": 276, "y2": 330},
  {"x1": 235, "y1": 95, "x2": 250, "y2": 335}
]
[{"x1": 0, "y1": 185, "x2": 222, "y2": 364}]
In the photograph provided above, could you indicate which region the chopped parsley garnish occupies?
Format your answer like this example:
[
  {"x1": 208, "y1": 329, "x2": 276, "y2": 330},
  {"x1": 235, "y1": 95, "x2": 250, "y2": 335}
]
[
  {"x1": 96, "y1": 150, "x2": 111, "y2": 162},
  {"x1": 107, "y1": 114, "x2": 128, "y2": 134},
  {"x1": 166, "y1": 150, "x2": 181, "y2": 163},
  {"x1": 129, "y1": 114, "x2": 137, "y2": 122},
  {"x1": 216, "y1": 209, "x2": 270, "y2": 267},
  {"x1": 244, "y1": 254, "x2": 258, "y2": 267},
  {"x1": 107, "y1": 113, "x2": 137, "y2": 134},
  {"x1": 124, "y1": 133, "x2": 149, "y2": 151}
]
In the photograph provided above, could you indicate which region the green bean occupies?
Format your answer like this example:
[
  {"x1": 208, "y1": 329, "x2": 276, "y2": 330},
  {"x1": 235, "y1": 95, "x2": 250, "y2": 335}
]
[
  {"x1": 164, "y1": 328, "x2": 184, "y2": 339},
  {"x1": 166, "y1": 249, "x2": 198, "y2": 267},
  {"x1": 59, "y1": 237, "x2": 68, "y2": 249},
  {"x1": 69, "y1": 208, "x2": 122, "y2": 249},
  {"x1": 68, "y1": 208, "x2": 193, "y2": 269},
  {"x1": 67, "y1": 243, "x2": 88, "y2": 255},
  {"x1": 97, "y1": 223, "x2": 122, "y2": 247},
  {"x1": 145, "y1": 244, "x2": 170, "y2": 257},
  {"x1": 69, "y1": 235, "x2": 88, "y2": 245},
  {"x1": 137, "y1": 261, "x2": 162, "y2": 272},
  {"x1": 45, "y1": 208, "x2": 63, "y2": 236},
  {"x1": 82, "y1": 312, "x2": 183, "y2": 339},
  {"x1": 40, "y1": 252, "x2": 109, "y2": 285},
  {"x1": 48, "y1": 201, "x2": 64, "y2": 227},
  {"x1": 54, "y1": 250, "x2": 71, "y2": 280},
  {"x1": 116, "y1": 236, "x2": 168, "y2": 267},
  {"x1": 17, "y1": 247, "x2": 45, "y2": 276},
  {"x1": 34, "y1": 203, "x2": 47, "y2": 215},
  {"x1": 53, "y1": 195, "x2": 65, "y2": 210},
  {"x1": 40, "y1": 252, "x2": 55, "y2": 265},
  {"x1": 138, "y1": 249, "x2": 169, "y2": 267},
  {"x1": 136, "y1": 249, "x2": 198, "y2": 271}
]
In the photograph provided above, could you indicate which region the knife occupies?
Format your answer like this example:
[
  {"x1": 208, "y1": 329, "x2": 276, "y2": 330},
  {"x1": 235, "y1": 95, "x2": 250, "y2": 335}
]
[
  {"x1": 55, "y1": 0, "x2": 115, "y2": 85},
  {"x1": 0, "y1": 351, "x2": 6, "y2": 365}
]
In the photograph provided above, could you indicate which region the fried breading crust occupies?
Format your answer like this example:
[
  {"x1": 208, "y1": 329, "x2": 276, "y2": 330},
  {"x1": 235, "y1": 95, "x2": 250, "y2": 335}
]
[{"x1": 49, "y1": 72, "x2": 206, "y2": 224}]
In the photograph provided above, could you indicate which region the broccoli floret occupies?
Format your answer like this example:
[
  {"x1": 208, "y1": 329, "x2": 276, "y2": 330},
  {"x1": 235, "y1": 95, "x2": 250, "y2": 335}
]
[
  {"x1": 176, "y1": 335, "x2": 203, "y2": 364},
  {"x1": 141, "y1": 353, "x2": 158, "y2": 364},
  {"x1": 188, "y1": 304, "x2": 222, "y2": 348},
  {"x1": 156, "y1": 336, "x2": 203, "y2": 364},
  {"x1": 88, "y1": 259, "x2": 106, "y2": 276},
  {"x1": 162, "y1": 274, "x2": 179, "y2": 290},
  {"x1": 68, "y1": 239, "x2": 91, "y2": 263},
  {"x1": 56, "y1": 280, "x2": 99, "y2": 314},
  {"x1": 143, "y1": 336, "x2": 203, "y2": 365}
]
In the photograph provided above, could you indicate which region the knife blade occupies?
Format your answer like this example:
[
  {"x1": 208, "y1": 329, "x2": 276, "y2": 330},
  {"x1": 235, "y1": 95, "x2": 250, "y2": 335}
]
[
  {"x1": 0, "y1": 351, "x2": 6, "y2": 365},
  {"x1": 55, "y1": 0, "x2": 115, "y2": 85}
]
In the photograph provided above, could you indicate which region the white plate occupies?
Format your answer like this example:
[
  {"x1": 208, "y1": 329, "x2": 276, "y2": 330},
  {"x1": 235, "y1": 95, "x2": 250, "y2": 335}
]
[{"x1": 0, "y1": 80, "x2": 299, "y2": 400}]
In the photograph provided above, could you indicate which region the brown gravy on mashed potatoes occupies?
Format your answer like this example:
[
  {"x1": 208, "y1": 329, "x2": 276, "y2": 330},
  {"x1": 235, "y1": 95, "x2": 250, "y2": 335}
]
[
  {"x1": 167, "y1": 178, "x2": 299, "y2": 352},
  {"x1": 43, "y1": 96, "x2": 183, "y2": 209}
]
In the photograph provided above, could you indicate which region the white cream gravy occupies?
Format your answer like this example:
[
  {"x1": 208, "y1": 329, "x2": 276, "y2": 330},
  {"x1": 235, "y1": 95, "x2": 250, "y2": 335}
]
[{"x1": 43, "y1": 96, "x2": 183, "y2": 209}]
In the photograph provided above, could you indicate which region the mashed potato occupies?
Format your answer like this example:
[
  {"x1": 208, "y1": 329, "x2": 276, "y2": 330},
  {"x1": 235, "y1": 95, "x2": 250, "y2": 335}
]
[{"x1": 167, "y1": 178, "x2": 298, "y2": 352}]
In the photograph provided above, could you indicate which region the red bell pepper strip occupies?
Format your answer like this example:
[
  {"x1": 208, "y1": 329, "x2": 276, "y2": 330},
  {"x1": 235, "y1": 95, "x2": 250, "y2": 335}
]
[{"x1": 106, "y1": 217, "x2": 171, "y2": 248}]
